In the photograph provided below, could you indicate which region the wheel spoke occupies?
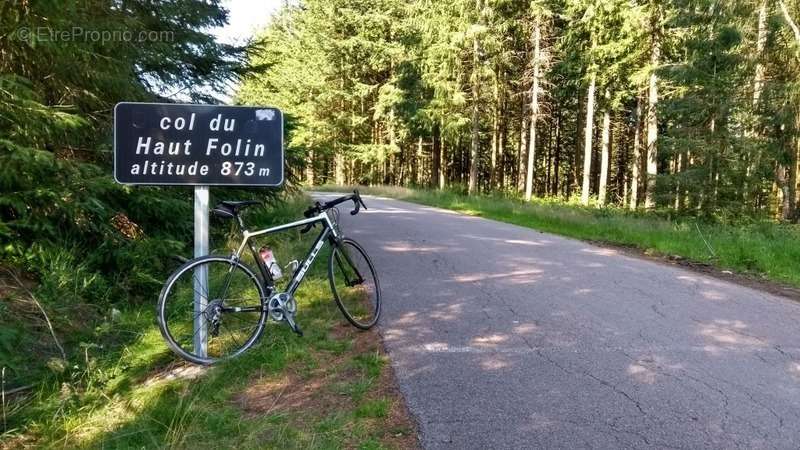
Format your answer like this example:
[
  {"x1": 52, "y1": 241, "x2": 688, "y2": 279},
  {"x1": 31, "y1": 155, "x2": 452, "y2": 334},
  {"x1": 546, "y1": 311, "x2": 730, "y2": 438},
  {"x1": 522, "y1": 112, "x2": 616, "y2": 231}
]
[
  {"x1": 158, "y1": 258, "x2": 265, "y2": 364},
  {"x1": 335, "y1": 251, "x2": 354, "y2": 285},
  {"x1": 192, "y1": 273, "x2": 210, "y2": 298},
  {"x1": 338, "y1": 247, "x2": 365, "y2": 282},
  {"x1": 187, "y1": 284, "x2": 208, "y2": 304},
  {"x1": 220, "y1": 321, "x2": 243, "y2": 351},
  {"x1": 214, "y1": 266, "x2": 238, "y2": 301},
  {"x1": 190, "y1": 319, "x2": 207, "y2": 347}
]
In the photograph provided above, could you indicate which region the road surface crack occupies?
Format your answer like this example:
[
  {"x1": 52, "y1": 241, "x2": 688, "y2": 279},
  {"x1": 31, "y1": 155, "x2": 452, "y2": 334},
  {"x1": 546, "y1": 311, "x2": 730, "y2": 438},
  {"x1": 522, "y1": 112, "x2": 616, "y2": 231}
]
[{"x1": 535, "y1": 349, "x2": 648, "y2": 418}]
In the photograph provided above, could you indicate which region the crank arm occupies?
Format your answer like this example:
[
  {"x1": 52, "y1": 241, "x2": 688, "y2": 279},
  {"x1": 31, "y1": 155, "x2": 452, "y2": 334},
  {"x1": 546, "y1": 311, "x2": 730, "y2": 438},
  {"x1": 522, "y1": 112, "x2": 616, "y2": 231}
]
[{"x1": 285, "y1": 314, "x2": 303, "y2": 336}]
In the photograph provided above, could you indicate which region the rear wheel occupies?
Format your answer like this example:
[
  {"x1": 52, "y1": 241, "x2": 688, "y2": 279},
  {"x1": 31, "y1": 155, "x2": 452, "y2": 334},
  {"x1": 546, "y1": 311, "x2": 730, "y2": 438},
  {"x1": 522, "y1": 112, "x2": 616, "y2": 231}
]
[
  {"x1": 328, "y1": 238, "x2": 381, "y2": 329},
  {"x1": 157, "y1": 256, "x2": 267, "y2": 365}
]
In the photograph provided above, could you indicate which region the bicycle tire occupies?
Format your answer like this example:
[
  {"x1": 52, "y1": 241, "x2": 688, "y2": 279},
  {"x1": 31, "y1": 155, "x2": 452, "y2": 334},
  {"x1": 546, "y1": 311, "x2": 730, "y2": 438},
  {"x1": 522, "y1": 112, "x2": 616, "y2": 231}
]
[
  {"x1": 157, "y1": 255, "x2": 267, "y2": 365},
  {"x1": 328, "y1": 238, "x2": 381, "y2": 329}
]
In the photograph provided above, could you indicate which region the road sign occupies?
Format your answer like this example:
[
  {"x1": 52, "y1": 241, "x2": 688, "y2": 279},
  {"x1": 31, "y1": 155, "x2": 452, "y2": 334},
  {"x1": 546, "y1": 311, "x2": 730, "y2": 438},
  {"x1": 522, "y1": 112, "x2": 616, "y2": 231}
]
[
  {"x1": 114, "y1": 102, "x2": 285, "y2": 358},
  {"x1": 114, "y1": 102, "x2": 284, "y2": 186}
]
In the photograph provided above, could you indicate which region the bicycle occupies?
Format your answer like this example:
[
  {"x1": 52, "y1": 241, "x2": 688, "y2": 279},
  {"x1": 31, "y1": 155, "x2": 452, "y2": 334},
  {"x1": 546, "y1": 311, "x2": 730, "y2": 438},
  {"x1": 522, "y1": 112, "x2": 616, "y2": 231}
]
[{"x1": 156, "y1": 190, "x2": 381, "y2": 365}]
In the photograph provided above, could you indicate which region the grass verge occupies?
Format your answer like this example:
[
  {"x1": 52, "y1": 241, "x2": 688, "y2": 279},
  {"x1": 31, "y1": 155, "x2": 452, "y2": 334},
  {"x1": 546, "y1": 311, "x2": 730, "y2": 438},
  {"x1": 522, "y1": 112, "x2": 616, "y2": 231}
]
[
  {"x1": 315, "y1": 185, "x2": 800, "y2": 290},
  {"x1": 2, "y1": 193, "x2": 417, "y2": 449}
]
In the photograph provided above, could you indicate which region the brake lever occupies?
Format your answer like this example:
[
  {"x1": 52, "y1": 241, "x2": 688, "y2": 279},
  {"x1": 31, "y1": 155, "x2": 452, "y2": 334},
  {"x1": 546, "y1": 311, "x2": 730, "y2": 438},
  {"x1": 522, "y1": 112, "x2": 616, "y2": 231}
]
[
  {"x1": 303, "y1": 202, "x2": 322, "y2": 218},
  {"x1": 350, "y1": 190, "x2": 366, "y2": 215},
  {"x1": 300, "y1": 222, "x2": 315, "y2": 234},
  {"x1": 354, "y1": 189, "x2": 367, "y2": 210}
]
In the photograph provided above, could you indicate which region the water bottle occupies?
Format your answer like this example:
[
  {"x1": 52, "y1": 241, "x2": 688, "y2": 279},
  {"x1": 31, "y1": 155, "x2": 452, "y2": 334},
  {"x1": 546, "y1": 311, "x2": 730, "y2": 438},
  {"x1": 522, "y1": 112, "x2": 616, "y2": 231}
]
[{"x1": 259, "y1": 246, "x2": 283, "y2": 280}]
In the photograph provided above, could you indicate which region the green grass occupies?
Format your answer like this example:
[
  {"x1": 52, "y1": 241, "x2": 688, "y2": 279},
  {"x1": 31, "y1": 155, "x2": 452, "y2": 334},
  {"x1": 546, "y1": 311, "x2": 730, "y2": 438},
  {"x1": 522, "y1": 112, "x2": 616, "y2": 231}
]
[
  {"x1": 315, "y1": 185, "x2": 800, "y2": 289},
  {"x1": 3, "y1": 193, "x2": 414, "y2": 449},
  {"x1": 354, "y1": 399, "x2": 390, "y2": 419}
]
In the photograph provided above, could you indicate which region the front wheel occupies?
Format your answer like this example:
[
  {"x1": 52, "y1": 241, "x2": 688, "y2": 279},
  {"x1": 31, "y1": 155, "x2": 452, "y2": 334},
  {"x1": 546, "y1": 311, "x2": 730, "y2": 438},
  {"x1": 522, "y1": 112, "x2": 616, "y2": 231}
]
[
  {"x1": 157, "y1": 256, "x2": 267, "y2": 365},
  {"x1": 328, "y1": 238, "x2": 381, "y2": 329}
]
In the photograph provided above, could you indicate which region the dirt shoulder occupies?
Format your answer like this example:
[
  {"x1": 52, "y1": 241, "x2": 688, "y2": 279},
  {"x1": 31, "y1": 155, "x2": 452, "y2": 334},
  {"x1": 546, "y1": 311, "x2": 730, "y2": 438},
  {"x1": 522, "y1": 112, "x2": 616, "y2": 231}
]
[{"x1": 234, "y1": 321, "x2": 420, "y2": 449}]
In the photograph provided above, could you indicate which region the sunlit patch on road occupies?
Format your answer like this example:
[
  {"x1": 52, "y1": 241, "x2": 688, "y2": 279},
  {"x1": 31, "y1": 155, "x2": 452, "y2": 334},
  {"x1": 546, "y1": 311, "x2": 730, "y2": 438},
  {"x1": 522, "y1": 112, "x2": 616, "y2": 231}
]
[
  {"x1": 412, "y1": 343, "x2": 539, "y2": 354},
  {"x1": 697, "y1": 319, "x2": 766, "y2": 352}
]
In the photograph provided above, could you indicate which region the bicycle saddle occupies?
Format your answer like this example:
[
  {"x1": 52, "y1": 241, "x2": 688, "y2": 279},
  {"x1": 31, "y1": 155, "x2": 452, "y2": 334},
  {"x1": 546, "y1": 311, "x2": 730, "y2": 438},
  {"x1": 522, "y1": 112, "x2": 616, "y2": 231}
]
[{"x1": 212, "y1": 200, "x2": 262, "y2": 218}]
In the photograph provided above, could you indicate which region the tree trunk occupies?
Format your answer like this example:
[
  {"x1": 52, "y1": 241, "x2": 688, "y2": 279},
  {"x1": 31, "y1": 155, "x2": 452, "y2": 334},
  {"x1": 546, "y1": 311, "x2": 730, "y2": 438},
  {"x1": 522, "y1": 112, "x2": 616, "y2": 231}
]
[
  {"x1": 782, "y1": 112, "x2": 800, "y2": 220},
  {"x1": 598, "y1": 90, "x2": 611, "y2": 207},
  {"x1": 415, "y1": 136, "x2": 424, "y2": 185},
  {"x1": 525, "y1": 18, "x2": 542, "y2": 202},
  {"x1": 546, "y1": 124, "x2": 552, "y2": 196},
  {"x1": 753, "y1": 0, "x2": 768, "y2": 108},
  {"x1": 432, "y1": 123, "x2": 442, "y2": 188},
  {"x1": 644, "y1": 12, "x2": 660, "y2": 209},
  {"x1": 306, "y1": 149, "x2": 315, "y2": 186},
  {"x1": 772, "y1": 109, "x2": 800, "y2": 219},
  {"x1": 674, "y1": 152, "x2": 683, "y2": 210},
  {"x1": 460, "y1": 137, "x2": 467, "y2": 185},
  {"x1": 518, "y1": 94, "x2": 529, "y2": 192},
  {"x1": 778, "y1": 160, "x2": 797, "y2": 220},
  {"x1": 469, "y1": 31, "x2": 481, "y2": 195},
  {"x1": 580, "y1": 73, "x2": 597, "y2": 206},
  {"x1": 615, "y1": 112, "x2": 627, "y2": 202},
  {"x1": 490, "y1": 74, "x2": 500, "y2": 189},
  {"x1": 685, "y1": 151, "x2": 693, "y2": 209},
  {"x1": 385, "y1": 109, "x2": 397, "y2": 185},
  {"x1": 796, "y1": 128, "x2": 800, "y2": 218},
  {"x1": 618, "y1": 120, "x2": 628, "y2": 205},
  {"x1": 630, "y1": 96, "x2": 643, "y2": 209},
  {"x1": 571, "y1": 90, "x2": 583, "y2": 195},
  {"x1": 498, "y1": 100, "x2": 507, "y2": 189},
  {"x1": 467, "y1": 71, "x2": 480, "y2": 195},
  {"x1": 335, "y1": 153, "x2": 346, "y2": 185},
  {"x1": 744, "y1": 0, "x2": 769, "y2": 201},
  {"x1": 440, "y1": 133, "x2": 447, "y2": 189},
  {"x1": 553, "y1": 107, "x2": 561, "y2": 196}
]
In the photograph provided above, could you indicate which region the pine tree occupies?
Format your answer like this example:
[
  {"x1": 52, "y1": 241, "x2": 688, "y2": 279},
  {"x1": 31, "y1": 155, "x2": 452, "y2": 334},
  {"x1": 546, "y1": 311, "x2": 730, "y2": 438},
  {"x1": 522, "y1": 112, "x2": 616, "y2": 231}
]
[{"x1": 237, "y1": 0, "x2": 800, "y2": 220}]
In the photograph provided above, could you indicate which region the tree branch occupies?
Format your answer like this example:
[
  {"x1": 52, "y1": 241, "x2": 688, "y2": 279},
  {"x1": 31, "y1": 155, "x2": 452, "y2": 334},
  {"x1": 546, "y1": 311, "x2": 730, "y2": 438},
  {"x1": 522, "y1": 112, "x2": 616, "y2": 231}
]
[{"x1": 779, "y1": 0, "x2": 800, "y2": 47}]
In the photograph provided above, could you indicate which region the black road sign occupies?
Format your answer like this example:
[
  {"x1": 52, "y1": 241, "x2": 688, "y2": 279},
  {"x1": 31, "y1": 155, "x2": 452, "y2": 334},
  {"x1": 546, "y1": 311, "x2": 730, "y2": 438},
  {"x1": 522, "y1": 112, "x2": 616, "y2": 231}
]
[{"x1": 114, "y1": 102, "x2": 284, "y2": 186}]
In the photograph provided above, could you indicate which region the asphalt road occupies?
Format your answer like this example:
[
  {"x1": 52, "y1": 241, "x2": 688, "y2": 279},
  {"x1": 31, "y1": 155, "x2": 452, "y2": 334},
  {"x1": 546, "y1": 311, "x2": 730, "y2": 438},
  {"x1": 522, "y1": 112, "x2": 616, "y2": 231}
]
[{"x1": 314, "y1": 193, "x2": 800, "y2": 449}]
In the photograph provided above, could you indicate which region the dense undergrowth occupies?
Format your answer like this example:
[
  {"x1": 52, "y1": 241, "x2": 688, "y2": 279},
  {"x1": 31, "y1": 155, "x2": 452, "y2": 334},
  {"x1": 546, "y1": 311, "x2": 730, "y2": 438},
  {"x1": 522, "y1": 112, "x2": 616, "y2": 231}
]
[
  {"x1": 1, "y1": 184, "x2": 280, "y2": 442},
  {"x1": 0, "y1": 0, "x2": 249, "y2": 413},
  {"x1": 316, "y1": 185, "x2": 800, "y2": 288}
]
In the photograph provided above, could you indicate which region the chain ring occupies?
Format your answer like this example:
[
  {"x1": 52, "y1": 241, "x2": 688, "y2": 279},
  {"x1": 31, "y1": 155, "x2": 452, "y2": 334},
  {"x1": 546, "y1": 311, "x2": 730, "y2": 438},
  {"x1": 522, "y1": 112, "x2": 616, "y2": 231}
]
[{"x1": 268, "y1": 292, "x2": 296, "y2": 322}]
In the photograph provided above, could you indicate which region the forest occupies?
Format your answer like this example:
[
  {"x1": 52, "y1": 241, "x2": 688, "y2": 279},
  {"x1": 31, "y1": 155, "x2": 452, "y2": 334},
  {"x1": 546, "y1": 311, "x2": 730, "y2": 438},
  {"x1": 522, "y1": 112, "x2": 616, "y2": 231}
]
[
  {"x1": 3, "y1": 0, "x2": 800, "y2": 446},
  {"x1": 239, "y1": 0, "x2": 800, "y2": 220}
]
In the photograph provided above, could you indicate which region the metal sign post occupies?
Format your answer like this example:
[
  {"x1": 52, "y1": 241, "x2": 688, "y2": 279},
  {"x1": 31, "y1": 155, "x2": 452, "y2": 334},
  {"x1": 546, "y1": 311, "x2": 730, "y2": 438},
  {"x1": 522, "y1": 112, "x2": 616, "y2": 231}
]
[{"x1": 192, "y1": 186, "x2": 209, "y2": 357}]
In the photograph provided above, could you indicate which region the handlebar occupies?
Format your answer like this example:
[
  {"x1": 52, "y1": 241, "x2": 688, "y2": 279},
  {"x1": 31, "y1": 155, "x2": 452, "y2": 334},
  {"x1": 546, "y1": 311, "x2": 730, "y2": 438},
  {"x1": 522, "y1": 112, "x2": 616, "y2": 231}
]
[
  {"x1": 300, "y1": 190, "x2": 367, "y2": 234},
  {"x1": 349, "y1": 191, "x2": 368, "y2": 216}
]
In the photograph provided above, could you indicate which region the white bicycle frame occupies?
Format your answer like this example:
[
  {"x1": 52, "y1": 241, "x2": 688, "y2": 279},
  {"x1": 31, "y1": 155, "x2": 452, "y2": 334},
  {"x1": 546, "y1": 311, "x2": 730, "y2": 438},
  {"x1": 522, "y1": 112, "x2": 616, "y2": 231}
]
[{"x1": 232, "y1": 210, "x2": 340, "y2": 296}]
